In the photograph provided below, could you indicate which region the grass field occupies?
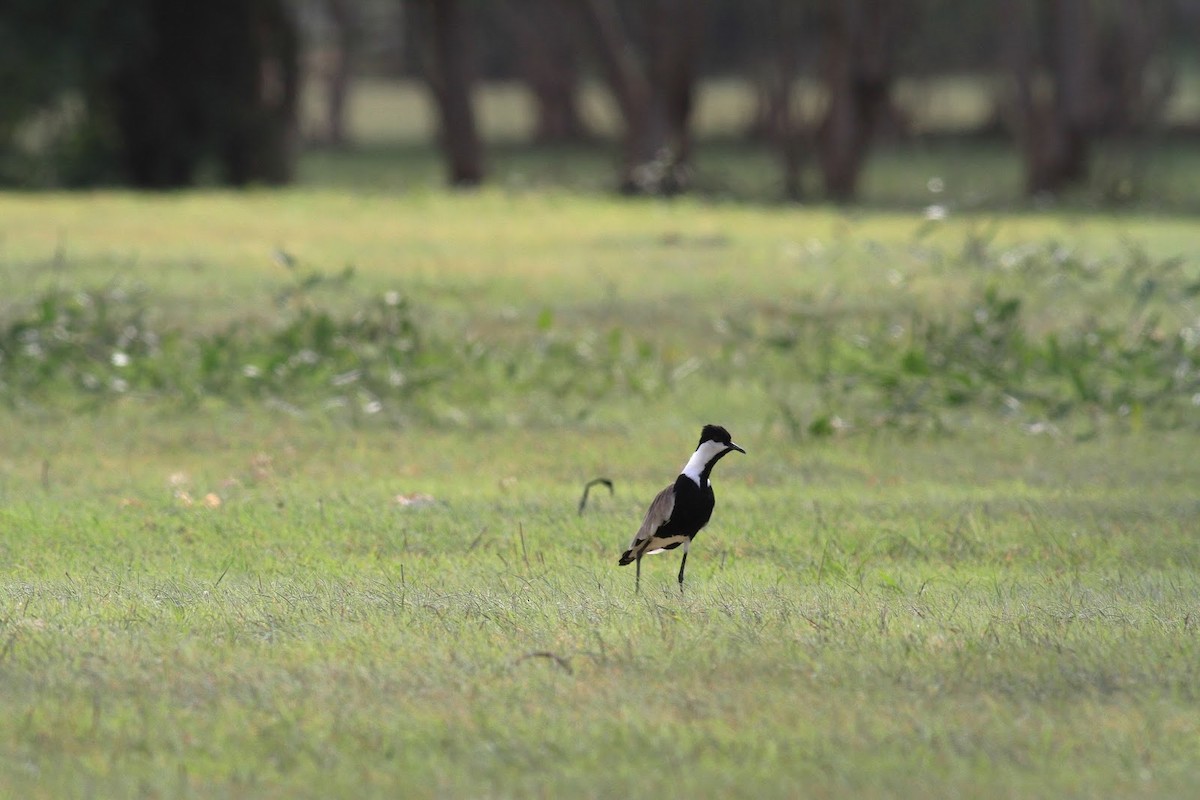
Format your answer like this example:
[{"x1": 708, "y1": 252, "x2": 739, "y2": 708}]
[{"x1": 3, "y1": 102, "x2": 1200, "y2": 797}]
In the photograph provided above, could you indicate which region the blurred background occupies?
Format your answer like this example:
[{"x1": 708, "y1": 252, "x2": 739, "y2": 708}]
[{"x1": 2, "y1": 0, "x2": 1199, "y2": 207}]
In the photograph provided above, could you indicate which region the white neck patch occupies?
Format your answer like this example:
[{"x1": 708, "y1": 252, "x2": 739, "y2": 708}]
[{"x1": 681, "y1": 440, "x2": 728, "y2": 486}]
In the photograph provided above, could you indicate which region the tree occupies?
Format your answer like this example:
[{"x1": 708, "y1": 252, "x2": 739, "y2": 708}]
[
  {"x1": 752, "y1": 0, "x2": 810, "y2": 200},
  {"x1": 415, "y1": 0, "x2": 484, "y2": 187},
  {"x1": 220, "y1": 0, "x2": 302, "y2": 185},
  {"x1": 322, "y1": 0, "x2": 362, "y2": 148},
  {"x1": 497, "y1": 0, "x2": 590, "y2": 143},
  {"x1": 0, "y1": 0, "x2": 301, "y2": 188},
  {"x1": 0, "y1": 1, "x2": 139, "y2": 185},
  {"x1": 1002, "y1": 0, "x2": 1095, "y2": 194},
  {"x1": 1002, "y1": 0, "x2": 1173, "y2": 196},
  {"x1": 816, "y1": 0, "x2": 902, "y2": 201},
  {"x1": 576, "y1": 0, "x2": 706, "y2": 194}
]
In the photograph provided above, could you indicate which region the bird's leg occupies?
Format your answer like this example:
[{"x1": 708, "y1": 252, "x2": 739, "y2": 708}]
[
  {"x1": 677, "y1": 551, "x2": 688, "y2": 594},
  {"x1": 635, "y1": 554, "x2": 642, "y2": 594}
]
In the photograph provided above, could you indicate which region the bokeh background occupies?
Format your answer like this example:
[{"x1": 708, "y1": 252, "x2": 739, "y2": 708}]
[{"x1": 3, "y1": 0, "x2": 1200, "y2": 207}]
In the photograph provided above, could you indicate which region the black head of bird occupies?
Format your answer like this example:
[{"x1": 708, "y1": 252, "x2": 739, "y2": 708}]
[{"x1": 617, "y1": 424, "x2": 745, "y2": 593}]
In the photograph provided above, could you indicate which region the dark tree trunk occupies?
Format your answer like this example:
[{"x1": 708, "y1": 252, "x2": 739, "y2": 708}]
[
  {"x1": 817, "y1": 0, "x2": 897, "y2": 202},
  {"x1": 755, "y1": 0, "x2": 807, "y2": 200},
  {"x1": 108, "y1": 3, "x2": 211, "y2": 188},
  {"x1": 497, "y1": 0, "x2": 589, "y2": 143},
  {"x1": 648, "y1": 0, "x2": 704, "y2": 187},
  {"x1": 323, "y1": 0, "x2": 359, "y2": 148},
  {"x1": 223, "y1": 0, "x2": 301, "y2": 185},
  {"x1": 1096, "y1": 0, "x2": 1174, "y2": 137},
  {"x1": 576, "y1": 0, "x2": 705, "y2": 195},
  {"x1": 418, "y1": 0, "x2": 484, "y2": 187},
  {"x1": 105, "y1": 0, "x2": 300, "y2": 188},
  {"x1": 577, "y1": 0, "x2": 659, "y2": 192},
  {"x1": 1003, "y1": 0, "x2": 1093, "y2": 194},
  {"x1": 1047, "y1": 0, "x2": 1094, "y2": 185},
  {"x1": 1002, "y1": 0, "x2": 1172, "y2": 196}
]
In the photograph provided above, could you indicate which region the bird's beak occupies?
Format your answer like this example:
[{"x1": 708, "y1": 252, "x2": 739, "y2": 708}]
[{"x1": 729, "y1": 442, "x2": 746, "y2": 455}]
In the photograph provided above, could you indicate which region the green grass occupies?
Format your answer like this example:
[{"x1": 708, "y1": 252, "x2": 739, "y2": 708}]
[
  {"x1": 2, "y1": 416, "x2": 1199, "y2": 798},
  {"x1": 2, "y1": 136, "x2": 1200, "y2": 797}
]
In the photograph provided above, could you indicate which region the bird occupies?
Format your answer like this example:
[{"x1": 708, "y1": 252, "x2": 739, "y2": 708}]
[{"x1": 618, "y1": 424, "x2": 745, "y2": 593}]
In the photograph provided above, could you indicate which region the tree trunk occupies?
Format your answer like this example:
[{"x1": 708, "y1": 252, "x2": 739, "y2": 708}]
[
  {"x1": 1097, "y1": 0, "x2": 1173, "y2": 136},
  {"x1": 224, "y1": 0, "x2": 301, "y2": 186},
  {"x1": 107, "y1": 3, "x2": 209, "y2": 187},
  {"x1": 106, "y1": 0, "x2": 300, "y2": 188},
  {"x1": 757, "y1": 0, "x2": 807, "y2": 200},
  {"x1": 1047, "y1": 0, "x2": 1094, "y2": 185},
  {"x1": 576, "y1": 0, "x2": 659, "y2": 192},
  {"x1": 497, "y1": 0, "x2": 589, "y2": 143},
  {"x1": 418, "y1": 0, "x2": 484, "y2": 187},
  {"x1": 648, "y1": 0, "x2": 705, "y2": 191},
  {"x1": 1005, "y1": 0, "x2": 1174, "y2": 196},
  {"x1": 817, "y1": 0, "x2": 895, "y2": 202},
  {"x1": 324, "y1": 0, "x2": 359, "y2": 148},
  {"x1": 576, "y1": 0, "x2": 705, "y2": 195},
  {"x1": 1003, "y1": 0, "x2": 1092, "y2": 194}
]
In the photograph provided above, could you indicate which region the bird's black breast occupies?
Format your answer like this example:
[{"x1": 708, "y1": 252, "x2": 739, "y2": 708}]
[{"x1": 660, "y1": 474, "x2": 715, "y2": 539}]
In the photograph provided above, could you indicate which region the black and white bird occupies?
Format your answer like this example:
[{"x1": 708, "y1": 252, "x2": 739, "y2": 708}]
[{"x1": 618, "y1": 424, "x2": 745, "y2": 593}]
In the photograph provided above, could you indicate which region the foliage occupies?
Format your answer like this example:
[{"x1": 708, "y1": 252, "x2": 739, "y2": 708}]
[
  {"x1": 0, "y1": 281, "x2": 430, "y2": 417},
  {"x1": 0, "y1": 0, "x2": 142, "y2": 185},
  {"x1": 759, "y1": 239, "x2": 1200, "y2": 436},
  {"x1": 0, "y1": 268, "x2": 672, "y2": 425},
  {"x1": 0, "y1": 0, "x2": 299, "y2": 188},
  {"x1": 3, "y1": 235, "x2": 1197, "y2": 438}
]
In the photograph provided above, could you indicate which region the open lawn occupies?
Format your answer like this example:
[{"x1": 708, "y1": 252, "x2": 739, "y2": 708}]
[{"x1": 2, "y1": 136, "x2": 1200, "y2": 797}]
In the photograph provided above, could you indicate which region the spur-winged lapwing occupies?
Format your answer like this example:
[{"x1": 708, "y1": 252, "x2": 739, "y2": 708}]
[{"x1": 618, "y1": 424, "x2": 745, "y2": 593}]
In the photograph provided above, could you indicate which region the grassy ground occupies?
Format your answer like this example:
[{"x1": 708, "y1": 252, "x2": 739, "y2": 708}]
[
  {"x1": 2, "y1": 413, "x2": 1198, "y2": 798},
  {"x1": 2, "y1": 127, "x2": 1200, "y2": 797}
]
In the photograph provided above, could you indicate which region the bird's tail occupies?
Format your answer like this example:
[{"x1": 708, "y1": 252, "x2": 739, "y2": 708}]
[{"x1": 617, "y1": 549, "x2": 636, "y2": 566}]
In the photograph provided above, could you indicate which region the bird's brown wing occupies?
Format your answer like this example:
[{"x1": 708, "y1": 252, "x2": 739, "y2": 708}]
[{"x1": 625, "y1": 483, "x2": 675, "y2": 554}]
